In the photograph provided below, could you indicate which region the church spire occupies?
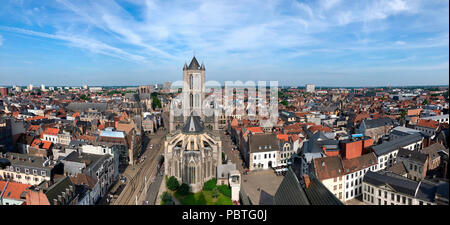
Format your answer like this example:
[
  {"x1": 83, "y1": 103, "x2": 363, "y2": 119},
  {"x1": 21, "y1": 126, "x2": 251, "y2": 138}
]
[{"x1": 188, "y1": 56, "x2": 201, "y2": 70}]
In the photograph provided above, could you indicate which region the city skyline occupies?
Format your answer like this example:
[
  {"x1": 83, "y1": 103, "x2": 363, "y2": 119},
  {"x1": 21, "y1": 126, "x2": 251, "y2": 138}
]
[{"x1": 0, "y1": 0, "x2": 449, "y2": 86}]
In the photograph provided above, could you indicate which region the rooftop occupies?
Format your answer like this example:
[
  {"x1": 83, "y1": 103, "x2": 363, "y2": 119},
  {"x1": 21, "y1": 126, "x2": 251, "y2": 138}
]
[{"x1": 371, "y1": 133, "x2": 424, "y2": 156}]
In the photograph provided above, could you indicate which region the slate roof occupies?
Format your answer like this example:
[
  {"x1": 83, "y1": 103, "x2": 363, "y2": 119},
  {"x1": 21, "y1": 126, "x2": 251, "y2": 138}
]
[
  {"x1": 273, "y1": 167, "x2": 343, "y2": 205},
  {"x1": 187, "y1": 56, "x2": 202, "y2": 70},
  {"x1": 342, "y1": 153, "x2": 377, "y2": 174},
  {"x1": 42, "y1": 176, "x2": 75, "y2": 205},
  {"x1": 415, "y1": 181, "x2": 437, "y2": 203},
  {"x1": 371, "y1": 133, "x2": 424, "y2": 156},
  {"x1": 435, "y1": 181, "x2": 449, "y2": 201},
  {"x1": 67, "y1": 103, "x2": 107, "y2": 112},
  {"x1": 182, "y1": 115, "x2": 205, "y2": 134},
  {"x1": 361, "y1": 117, "x2": 395, "y2": 129},
  {"x1": 217, "y1": 162, "x2": 236, "y2": 179},
  {"x1": 397, "y1": 148, "x2": 428, "y2": 164},
  {"x1": 273, "y1": 167, "x2": 309, "y2": 205},
  {"x1": 363, "y1": 171, "x2": 419, "y2": 197},
  {"x1": 421, "y1": 143, "x2": 446, "y2": 160},
  {"x1": 304, "y1": 173, "x2": 343, "y2": 205},
  {"x1": 387, "y1": 162, "x2": 408, "y2": 176},
  {"x1": 248, "y1": 134, "x2": 280, "y2": 153}
]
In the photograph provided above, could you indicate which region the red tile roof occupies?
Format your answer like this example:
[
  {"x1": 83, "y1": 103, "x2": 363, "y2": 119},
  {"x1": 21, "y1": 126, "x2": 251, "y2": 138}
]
[
  {"x1": 313, "y1": 156, "x2": 345, "y2": 180},
  {"x1": 0, "y1": 181, "x2": 31, "y2": 201},
  {"x1": 417, "y1": 119, "x2": 439, "y2": 129},
  {"x1": 26, "y1": 116, "x2": 48, "y2": 121},
  {"x1": 309, "y1": 125, "x2": 332, "y2": 133},
  {"x1": 43, "y1": 127, "x2": 59, "y2": 136}
]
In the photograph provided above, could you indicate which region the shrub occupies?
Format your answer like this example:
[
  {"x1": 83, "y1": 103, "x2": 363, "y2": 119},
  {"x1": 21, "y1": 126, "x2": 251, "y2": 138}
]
[
  {"x1": 178, "y1": 183, "x2": 190, "y2": 196},
  {"x1": 161, "y1": 191, "x2": 173, "y2": 205},
  {"x1": 203, "y1": 178, "x2": 217, "y2": 191},
  {"x1": 217, "y1": 185, "x2": 231, "y2": 198},
  {"x1": 166, "y1": 176, "x2": 180, "y2": 191},
  {"x1": 211, "y1": 187, "x2": 219, "y2": 199}
]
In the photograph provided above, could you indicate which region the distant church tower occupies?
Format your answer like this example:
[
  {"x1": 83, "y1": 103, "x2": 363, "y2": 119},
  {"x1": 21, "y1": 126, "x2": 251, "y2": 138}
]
[{"x1": 183, "y1": 56, "x2": 205, "y2": 120}]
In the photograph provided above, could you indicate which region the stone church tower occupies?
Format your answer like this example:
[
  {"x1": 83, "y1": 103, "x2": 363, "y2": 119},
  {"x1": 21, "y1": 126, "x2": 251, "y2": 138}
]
[
  {"x1": 182, "y1": 56, "x2": 205, "y2": 120},
  {"x1": 169, "y1": 56, "x2": 219, "y2": 132}
]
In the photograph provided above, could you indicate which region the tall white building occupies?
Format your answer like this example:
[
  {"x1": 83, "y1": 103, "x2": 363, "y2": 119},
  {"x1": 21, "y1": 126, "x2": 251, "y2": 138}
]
[
  {"x1": 306, "y1": 84, "x2": 315, "y2": 93},
  {"x1": 27, "y1": 84, "x2": 33, "y2": 91}
]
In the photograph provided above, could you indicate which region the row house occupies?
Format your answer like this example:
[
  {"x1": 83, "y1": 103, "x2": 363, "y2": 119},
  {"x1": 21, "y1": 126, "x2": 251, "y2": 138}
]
[
  {"x1": 61, "y1": 151, "x2": 115, "y2": 204},
  {"x1": 25, "y1": 176, "x2": 78, "y2": 205},
  {"x1": 371, "y1": 133, "x2": 425, "y2": 171},
  {"x1": 421, "y1": 114, "x2": 449, "y2": 124},
  {"x1": 396, "y1": 148, "x2": 428, "y2": 181},
  {"x1": 0, "y1": 180, "x2": 30, "y2": 205},
  {"x1": 248, "y1": 134, "x2": 279, "y2": 171},
  {"x1": 414, "y1": 119, "x2": 439, "y2": 138},
  {"x1": 356, "y1": 117, "x2": 396, "y2": 144},
  {"x1": 42, "y1": 127, "x2": 59, "y2": 143},
  {"x1": 0, "y1": 152, "x2": 60, "y2": 185},
  {"x1": 310, "y1": 156, "x2": 345, "y2": 201},
  {"x1": 341, "y1": 153, "x2": 378, "y2": 202},
  {"x1": 277, "y1": 134, "x2": 302, "y2": 170},
  {"x1": 68, "y1": 140, "x2": 120, "y2": 180},
  {"x1": 362, "y1": 171, "x2": 447, "y2": 205}
]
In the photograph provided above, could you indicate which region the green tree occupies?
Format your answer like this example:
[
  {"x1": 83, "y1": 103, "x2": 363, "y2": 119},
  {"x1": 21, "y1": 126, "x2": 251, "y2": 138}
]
[
  {"x1": 166, "y1": 176, "x2": 180, "y2": 191},
  {"x1": 400, "y1": 110, "x2": 407, "y2": 119},
  {"x1": 151, "y1": 92, "x2": 162, "y2": 110},
  {"x1": 281, "y1": 100, "x2": 288, "y2": 106}
]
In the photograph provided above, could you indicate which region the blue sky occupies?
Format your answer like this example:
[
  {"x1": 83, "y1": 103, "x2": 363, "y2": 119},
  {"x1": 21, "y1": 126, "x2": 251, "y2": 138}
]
[{"x1": 0, "y1": 0, "x2": 448, "y2": 87}]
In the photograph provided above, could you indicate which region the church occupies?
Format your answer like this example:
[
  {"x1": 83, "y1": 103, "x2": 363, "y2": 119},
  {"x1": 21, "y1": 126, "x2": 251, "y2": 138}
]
[{"x1": 164, "y1": 56, "x2": 223, "y2": 193}]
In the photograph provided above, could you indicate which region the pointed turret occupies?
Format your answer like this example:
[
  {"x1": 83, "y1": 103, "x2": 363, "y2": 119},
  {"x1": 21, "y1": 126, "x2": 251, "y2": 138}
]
[
  {"x1": 183, "y1": 62, "x2": 188, "y2": 70},
  {"x1": 200, "y1": 61, "x2": 205, "y2": 70}
]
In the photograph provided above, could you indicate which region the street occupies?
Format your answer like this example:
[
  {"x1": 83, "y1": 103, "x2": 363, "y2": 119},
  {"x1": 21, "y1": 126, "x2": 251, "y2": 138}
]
[
  {"x1": 219, "y1": 130, "x2": 246, "y2": 173},
  {"x1": 111, "y1": 112, "x2": 168, "y2": 205}
]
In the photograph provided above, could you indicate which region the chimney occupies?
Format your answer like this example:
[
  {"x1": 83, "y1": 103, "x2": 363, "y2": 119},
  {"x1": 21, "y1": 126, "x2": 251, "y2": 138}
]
[{"x1": 303, "y1": 174, "x2": 311, "y2": 188}]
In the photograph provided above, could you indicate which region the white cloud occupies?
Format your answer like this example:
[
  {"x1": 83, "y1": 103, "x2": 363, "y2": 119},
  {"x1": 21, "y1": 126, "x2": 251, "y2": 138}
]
[
  {"x1": 0, "y1": 0, "x2": 447, "y2": 69},
  {"x1": 0, "y1": 35, "x2": 3, "y2": 46},
  {"x1": 0, "y1": 26, "x2": 146, "y2": 62}
]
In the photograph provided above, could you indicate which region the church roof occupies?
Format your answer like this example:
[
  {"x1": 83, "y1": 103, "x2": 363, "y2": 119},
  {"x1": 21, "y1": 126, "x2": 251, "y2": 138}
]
[
  {"x1": 182, "y1": 115, "x2": 205, "y2": 134},
  {"x1": 187, "y1": 56, "x2": 203, "y2": 70}
]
